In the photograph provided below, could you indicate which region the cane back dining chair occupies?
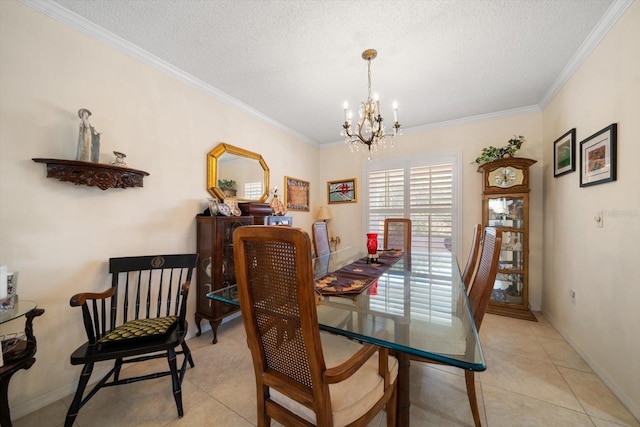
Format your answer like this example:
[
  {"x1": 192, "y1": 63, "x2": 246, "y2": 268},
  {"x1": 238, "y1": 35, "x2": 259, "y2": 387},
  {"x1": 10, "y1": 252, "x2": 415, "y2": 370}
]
[
  {"x1": 65, "y1": 254, "x2": 198, "y2": 427},
  {"x1": 233, "y1": 226, "x2": 398, "y2": 427},
  {"x1": 410, "y1": 227, "x2": 502, "y2": 427},
  {"x1": 462, "y1": 224, "x2": 483, "y2": 291},
  {"x1": 383, "y1": 219, "x2": 412, "y2": 253},
  {"x1": 312, "y1": 221, "x2": 331, "y2": 257}
]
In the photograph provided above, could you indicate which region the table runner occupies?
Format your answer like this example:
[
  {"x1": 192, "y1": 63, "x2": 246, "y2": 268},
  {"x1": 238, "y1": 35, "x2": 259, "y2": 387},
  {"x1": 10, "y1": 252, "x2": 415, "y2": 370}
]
[{"x1": 314, "y1": 249, "x2": 404, "y2": 295}]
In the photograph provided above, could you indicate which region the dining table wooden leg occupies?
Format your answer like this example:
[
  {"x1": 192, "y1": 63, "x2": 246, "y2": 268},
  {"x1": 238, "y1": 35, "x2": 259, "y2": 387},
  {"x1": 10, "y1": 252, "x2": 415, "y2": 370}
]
[{"x1": 396, "y1": 352, "x2": 411, "y2": 426}]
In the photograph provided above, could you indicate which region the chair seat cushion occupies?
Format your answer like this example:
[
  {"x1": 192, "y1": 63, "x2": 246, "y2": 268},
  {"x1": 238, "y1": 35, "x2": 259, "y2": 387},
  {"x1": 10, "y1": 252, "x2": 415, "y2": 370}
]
[
  {"x1": 97, "y1": 316, "x2": 178, "y2": 345},
  {"x1": 271, "y1": 331, "x2": 398, "y2": 427}
]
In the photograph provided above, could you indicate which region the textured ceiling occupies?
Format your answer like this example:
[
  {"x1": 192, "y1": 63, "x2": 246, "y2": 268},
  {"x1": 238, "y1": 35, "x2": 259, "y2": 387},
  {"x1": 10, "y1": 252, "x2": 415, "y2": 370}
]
[{"x1": 32, "y1": 0, "x2": 619, "y2": 145}]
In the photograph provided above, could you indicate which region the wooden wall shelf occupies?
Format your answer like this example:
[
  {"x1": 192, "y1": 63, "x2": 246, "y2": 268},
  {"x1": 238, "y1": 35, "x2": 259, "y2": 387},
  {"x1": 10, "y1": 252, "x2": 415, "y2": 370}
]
[{"x1": 32, "y1": 158, "x2": 149, "y2": 190}]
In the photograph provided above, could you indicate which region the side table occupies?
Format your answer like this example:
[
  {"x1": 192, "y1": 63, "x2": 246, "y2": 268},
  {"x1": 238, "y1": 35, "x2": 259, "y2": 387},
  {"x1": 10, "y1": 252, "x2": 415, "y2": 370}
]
[{"x1": 0, "y1": 301, "x2": 44, "y2": 427}]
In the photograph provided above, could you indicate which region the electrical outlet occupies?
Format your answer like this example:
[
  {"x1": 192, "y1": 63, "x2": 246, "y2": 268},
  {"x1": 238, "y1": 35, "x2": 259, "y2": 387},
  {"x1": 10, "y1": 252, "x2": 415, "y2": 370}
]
[{"x1": 595, "y1": 211, "x2": 603, "y2": 228}]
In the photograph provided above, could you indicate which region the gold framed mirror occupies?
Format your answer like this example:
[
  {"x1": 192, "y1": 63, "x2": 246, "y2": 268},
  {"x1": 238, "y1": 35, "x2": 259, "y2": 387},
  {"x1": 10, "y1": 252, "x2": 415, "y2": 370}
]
[{"x1": 207, "y1": 143, "x2": 270, "y2": 202}]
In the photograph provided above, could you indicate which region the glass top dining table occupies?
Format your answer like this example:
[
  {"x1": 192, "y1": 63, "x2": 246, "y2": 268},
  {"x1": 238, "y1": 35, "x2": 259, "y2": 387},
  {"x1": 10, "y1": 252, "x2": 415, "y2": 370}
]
[{"x1": 207, "y1": 246, "x2": 485, "y2": 426}]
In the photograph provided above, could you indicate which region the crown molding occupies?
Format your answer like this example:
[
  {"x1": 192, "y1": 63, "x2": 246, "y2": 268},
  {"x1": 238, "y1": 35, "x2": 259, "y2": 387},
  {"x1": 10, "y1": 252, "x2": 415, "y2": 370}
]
[{"x1": 21, "y1": 0, "x2": 316, "y2": 146}]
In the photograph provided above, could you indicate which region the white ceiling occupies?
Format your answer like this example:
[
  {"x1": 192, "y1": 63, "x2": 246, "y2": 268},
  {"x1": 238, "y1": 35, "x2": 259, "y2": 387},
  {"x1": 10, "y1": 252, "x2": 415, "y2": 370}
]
[{"x1": 29, "y1": 0, "x2": 624, "y2": 146}]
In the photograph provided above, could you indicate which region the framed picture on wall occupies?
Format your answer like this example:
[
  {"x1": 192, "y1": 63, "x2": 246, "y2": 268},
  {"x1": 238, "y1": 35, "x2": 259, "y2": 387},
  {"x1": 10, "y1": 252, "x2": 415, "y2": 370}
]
[
  {"x1": 580, "y1": 123, "x2": 617, "y2": 187},
  {"x1": 327, "y1": 178, "x2": 357, "y2": 204},
  {"x1": 553, "y1": 128, "x2": 576, "y2": 177},
  {"x1": 284, "y1": 176, "x2": 310, "y2": 211}
]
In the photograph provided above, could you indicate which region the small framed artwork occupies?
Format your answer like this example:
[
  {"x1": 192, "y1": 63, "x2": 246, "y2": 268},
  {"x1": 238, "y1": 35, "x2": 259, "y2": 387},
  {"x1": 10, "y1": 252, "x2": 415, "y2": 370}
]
[
  {"x1": 553, "y1": 128, "x2": 576, "y2": 177},
  {"x1": 328, "y1": 178, "x2": 357, "y2": 204},
  {"x1": 580, "y1": 123, "x2": 617, "y2": 187},
  {"x1": 285, "y1": 176, "x2": 310, "y2": 211}
]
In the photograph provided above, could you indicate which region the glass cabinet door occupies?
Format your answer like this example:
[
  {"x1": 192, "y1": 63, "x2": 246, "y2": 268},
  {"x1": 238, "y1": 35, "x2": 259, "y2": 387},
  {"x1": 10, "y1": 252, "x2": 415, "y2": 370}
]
[
  {"x1": 487, "y1": 197, "x2": 524, "y2": 229},
  {"x1": 486, "y1": 196, "x2": 527, "y2": 307}
]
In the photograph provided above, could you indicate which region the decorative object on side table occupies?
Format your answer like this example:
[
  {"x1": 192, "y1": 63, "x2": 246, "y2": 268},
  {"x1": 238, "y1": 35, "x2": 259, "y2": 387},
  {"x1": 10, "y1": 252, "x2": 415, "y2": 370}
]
[
  {"x1": 0, "y1": 267, "x2": 18, "y2": 310},
  {"x1": 580, "y1": 123, "x2": 617, "y2": 187},
  {"x1": 76, "y1": 108, "x2": 100, "y2": 163},
  {"x1": 475, "y1": 135, "x2": 526, "y2": 165}
]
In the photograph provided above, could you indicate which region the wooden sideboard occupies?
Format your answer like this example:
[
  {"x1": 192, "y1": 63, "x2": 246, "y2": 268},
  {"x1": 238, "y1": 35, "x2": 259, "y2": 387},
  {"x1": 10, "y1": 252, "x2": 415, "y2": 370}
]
[{"x1": 195, "y1": 215, "x2": 253, "y2": 344}]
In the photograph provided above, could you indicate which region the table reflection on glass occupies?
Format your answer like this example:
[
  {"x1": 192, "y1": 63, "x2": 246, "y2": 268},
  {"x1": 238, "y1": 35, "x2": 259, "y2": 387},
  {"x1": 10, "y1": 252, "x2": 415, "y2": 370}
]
[{"x1": 208, "y1": 247, "x2": 485, "y2": 426}]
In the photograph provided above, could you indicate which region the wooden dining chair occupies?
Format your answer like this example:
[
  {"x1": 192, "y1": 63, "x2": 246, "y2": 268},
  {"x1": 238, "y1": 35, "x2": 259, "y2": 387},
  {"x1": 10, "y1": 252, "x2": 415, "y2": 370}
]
[
  {"x1": 65, "y1": 254, "x2": 198, "y2": 427},
  {"x1": 233, "y1": 226, "x2": 398, "y2": 427},
  {"x1": 410, "y1": 227, "x2": 502, "y2": 427},
  {"x1": 383, "y1": 218, "x2": 412, "y2": 252},
  {"x1": 312, "y1": 221, "x2": 331, "y2": 257},
  {"x1": 462, "y1": 224, "x2": 483, "y2": 291}
]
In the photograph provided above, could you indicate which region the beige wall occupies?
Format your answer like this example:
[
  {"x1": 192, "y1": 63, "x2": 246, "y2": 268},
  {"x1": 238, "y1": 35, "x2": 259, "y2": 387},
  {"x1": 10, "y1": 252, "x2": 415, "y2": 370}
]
[
  {"x1": 1, "y1": 0, "x2": 638, "y2": 421},
  {"x1": 0, "y1": 1, "x2": 319, "y2": 418},
  {"x1": 541, "y1": 0, "x2": 640, "y2": 417}
]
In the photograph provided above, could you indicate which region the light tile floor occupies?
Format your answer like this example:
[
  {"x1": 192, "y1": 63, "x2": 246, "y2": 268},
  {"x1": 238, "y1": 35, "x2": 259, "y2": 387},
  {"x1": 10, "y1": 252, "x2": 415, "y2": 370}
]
[{"x1": 14, "y1": 312, "x2": 639, "y2": 427}]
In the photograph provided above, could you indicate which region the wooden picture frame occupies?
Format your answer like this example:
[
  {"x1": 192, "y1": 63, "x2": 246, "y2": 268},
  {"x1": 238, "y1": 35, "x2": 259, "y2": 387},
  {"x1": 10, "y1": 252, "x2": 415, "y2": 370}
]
[
  {"x1": 580, "y1": 123, "x2": 617, "y2": 187},
  {"x1": 284, "y1": 176, "x2": 310, "y2": 211},
  {"x1": 553, "y1": 128, "x2": 576, "y2": 177},
  {"x1": 327, "y1": 178, "x2": 357, "y2": 204}
]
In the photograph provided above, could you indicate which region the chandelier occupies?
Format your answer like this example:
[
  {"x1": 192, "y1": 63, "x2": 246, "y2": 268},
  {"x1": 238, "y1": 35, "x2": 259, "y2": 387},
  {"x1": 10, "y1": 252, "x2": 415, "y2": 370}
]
[{"x1": 342, "y1": 49, "x2": 400, "y2": 157}]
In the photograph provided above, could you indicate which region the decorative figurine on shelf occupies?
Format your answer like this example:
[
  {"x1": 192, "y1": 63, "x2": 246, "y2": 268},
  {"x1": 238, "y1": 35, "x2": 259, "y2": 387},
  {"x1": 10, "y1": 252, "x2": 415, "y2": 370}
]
[
  {"x1": 366, "y1": 233, "x2": 379, "y2": 263},
  {"x1": 76, "y1": 108, "x2": 101, "y2": 163},
  {"x1": 270, "y1": 186, "x2": 287, "y2": 216},
  {"x1": 110, "y1": 151, "x2": 127, "y2": 167}
]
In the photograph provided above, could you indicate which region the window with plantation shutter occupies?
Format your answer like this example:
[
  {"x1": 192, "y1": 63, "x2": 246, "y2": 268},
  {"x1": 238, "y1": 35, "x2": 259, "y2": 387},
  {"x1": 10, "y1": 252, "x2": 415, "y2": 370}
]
[{"x1": 364, "y1": 154, "x2": 460, "y2": 324}]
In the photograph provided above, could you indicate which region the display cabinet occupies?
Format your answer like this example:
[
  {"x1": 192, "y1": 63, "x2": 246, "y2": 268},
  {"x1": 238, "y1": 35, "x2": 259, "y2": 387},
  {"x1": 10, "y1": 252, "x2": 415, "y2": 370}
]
[
  {"x1": 478, "y1": 157, "x2": 537, "y2": 321},
  {"x1": 195, "y1": 214, "x2": 253, "y2": 343}
]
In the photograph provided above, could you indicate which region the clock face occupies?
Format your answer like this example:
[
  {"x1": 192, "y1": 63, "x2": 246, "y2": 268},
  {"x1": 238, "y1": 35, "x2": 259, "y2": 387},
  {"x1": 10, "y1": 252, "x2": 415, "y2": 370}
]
[{"x1": 491, "y1": 167, "x2": 524, "y2": 188}]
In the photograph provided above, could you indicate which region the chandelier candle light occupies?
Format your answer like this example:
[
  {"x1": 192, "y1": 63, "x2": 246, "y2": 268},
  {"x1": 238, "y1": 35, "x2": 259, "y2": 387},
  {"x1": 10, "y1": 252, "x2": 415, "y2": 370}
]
[{"x1": 342, "y1": 49, "x2": 401, "y2": 159}]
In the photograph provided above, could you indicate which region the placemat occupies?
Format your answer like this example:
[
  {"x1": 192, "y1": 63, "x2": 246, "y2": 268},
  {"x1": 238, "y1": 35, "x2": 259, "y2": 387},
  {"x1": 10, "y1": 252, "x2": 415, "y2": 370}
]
[{"x1": 314, "y1": 249, "x2": 404, "y2": 295}]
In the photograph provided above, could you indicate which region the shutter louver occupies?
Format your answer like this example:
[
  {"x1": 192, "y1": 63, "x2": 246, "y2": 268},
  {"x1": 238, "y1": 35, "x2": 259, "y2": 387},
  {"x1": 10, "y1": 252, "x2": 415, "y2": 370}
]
[{"x1": 366, "y1": 157, "x2": 456, "y2": 324}]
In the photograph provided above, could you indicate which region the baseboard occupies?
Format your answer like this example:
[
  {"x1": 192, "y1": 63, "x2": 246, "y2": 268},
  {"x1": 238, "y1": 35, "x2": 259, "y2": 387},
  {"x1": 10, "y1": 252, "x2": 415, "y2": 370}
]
[
  {"x1": 11, "y1": 365, "x2": 111, "y2": 421},
  {"x1": 543, "y1": 310, "x2": 640, "y2": 422}
]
